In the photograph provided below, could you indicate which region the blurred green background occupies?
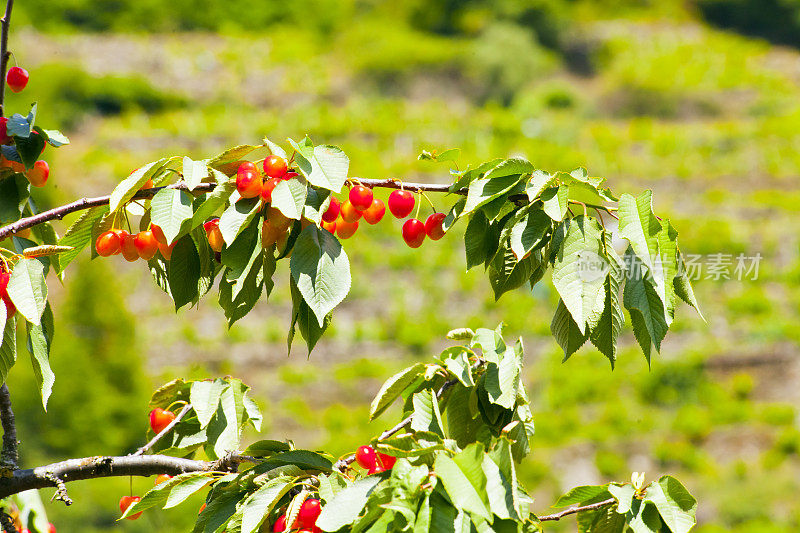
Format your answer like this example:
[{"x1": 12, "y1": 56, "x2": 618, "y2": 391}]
[{"x1": 5, "y1": 0, "x2": 800, "y2": 530}]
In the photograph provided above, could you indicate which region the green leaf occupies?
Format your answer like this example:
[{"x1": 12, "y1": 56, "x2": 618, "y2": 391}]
[
  {"x1": 482, "y1": 454, "x2": 520, "y2": 520},
  {"x1": 26, "y1": 303, "x2": 54, "y2": 409},
  {"x1": 219, "y1": 198, "x2": 261, "y2": 246},
  {"x1": 483, "y1": 351, "x2": 520, "y2": 409},
  {"x1": 151, "y1": 188, "x2": 194, "y2": 244},
  {"x1": 56, "y1": 206, "x2": 108, "y2": 273},
  {"x1": 441, "y1": 347, "x2": 475, "y2": 387},
  {"x1": 289, "y1": 139, "x2": 349, "y2": 193},
  {"x1": 15, "y1": 133, "x2": 46, "y2": 169},
  {"x1": 369, "y1": 363, "x2": 425, "y2": 420},
  {"x1": 40, "y1": 129, "x2": 70, "y2": 147},
  {"x1": 7, "y1": 108, "x2": 33, "y2": 138},
  {"x1": 207, "y1": 144, "x2": 261, "y2": 171},
  {"x1": 0, "y1": 314, "x2": 16, "y2": 387},
  {"x1": 243, "y1": 440, "x2": 291, "y2": 456},
  {"x1": 608, "y1": 484, "x2": 636, "y2": 514},
  {"x1": 240, "y1": 481, "x2": 293, "y2": 533},
  {"x1": 0, "y1": 175, "x2": 29, "y2": 224},
  {"x1": 674, "y1": 250, "x2": 703, "y2": 320},
  {"x1": 168, "y1": 235, "x2": 201, "y2": 311},
  {"x1": 509, "y1": 208, "x2": 551, "y2": 261},
  {"x1": 191, "y1": 181, "x2": 236, "y2": 229},
  {"x1": 618, "y1": 191, "x2": 662, "y2": 273},
  {"x1": 464, "y1": 211, "x2": 492, "y2": 270},
  {"x1": 657, "y1": 220, "x2": 679, "y2": 325},
  {"x1": 316, "y1": 477, "x2": 382, "y2": 531},
  {"x1": 190, "y1": 380, "x2": 225, "y2": 428},
  {"x1": 551, "y1": 216, "x2": 607, "y2": 333},
  {"x1": 182, "y1": 157, "x2": 209, "y2": 191},
  {"x1": 7, "y1": 258, "x2": 47, "y2": 325},
  {"x1": 204, "y1": 380, "x2": 248, "y2": 459},
  {"x1": 289, "y1": 226, "x2": 350, "y2": 327},
  {"x1": 526, "y1": 170, "x2": 558, "y2": 202},
  {"x1": 577, "y1": 504, "x2": 626, "y2": 533},
  {"x1": 264, "y1": 138, "x2": 287, "y2": 160},
  {"x1": 287, "y1": 278, "x2": 331, "y2": 355},
  {"x1": 541, "y1": 185, "x2": 569, "y2": 221},
  {"x1": 624, "y1": 252, "x2": 669, "y2": 362},
  {"x1": 255, "y1": 450, "x2": 333, "y2": 472},
  {"x1": 271, "y1": 178, "x2": 308, "y2": 220},
  {"x1": 551, "y1": 299, "x2": 589, "y2": 360},
  {"x1": 302, "y1": 187, "x2": 331, "y2": 225},
  {"x1": 434, "y1": 446, "x2": 491, "y2": 520},
  {"x1": 109, "y1": 159, "x2": 168, "y2": 212},
  {"x1": 463, "y1": 158, "x2": 531, "y2": 214},
  {"x1": 556, "y1": 485, "x2": 611, "y2": 507},
  {"x1": 410, "y1": 389, "x2": 445, "y2": 437},
  {"x1": 588, "y1": 249, "x2": 624, "y2": 367},
  {"x1": 488, "y1": 246, "x2": 534, "y2": 300},
  {"x1": 123, "y1": 472, "x2": 216, "y2": 517},
  {"x1": 643, "y1": 476, "x2": 697, "y2": 533}
]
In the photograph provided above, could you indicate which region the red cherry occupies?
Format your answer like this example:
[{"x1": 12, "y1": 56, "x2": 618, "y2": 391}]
[
  {"x1": 47, "y1": 524, "x2": 56, "y2": 533},
  {"x1": 134, "y1": 230, "x2": 159, "y2": 260},
  {"x1": 283, "y1": 171, "x2": 299, "y2": 181},
  {"x1": 388, "y1": 190, "x2": 415, "y2": 218},
  {"x1": 261, "y1": 177, "x2": 281, "y2": 203},
  {"x1": 322, "y1": 197, "x2": 340, "y2": 223},
  {"x1": 0, "y1": 270, "x2": 15, "y2": 318},
  {"x1": 0, "y1": 117, "x2": 9, "y2": 144},
  {"x1": 321, "y1": 220, "x2": 337, "y2": 234},
  {"x1": 149, "y1": 408, "x2": 176, "y2": 434},
  {"x1": 362, "y1": 198, "x2": 386, "y2": 225},
  {"x1": 95, "y1": 230, "x2": 121, "y2": 257},
  {"x1": 402, "y1": 219, "x2": 426, "y2": 248},
  {"x1": 349, "y1": 185, "x2": 373, "y2": 211},
  {"x1": 272, "y1": 515, "x2": 287, "y2": 532},
  {"x1": 236, "y1": 164, "x2": 262, "y2": 198},
  {"x1": 336, "y1": 218, "x2": 358, "y2": 239},
  {"x1": 355, "y1": 445, "x2": 377, "y2": 469},
  {"x1": 158, "y1": 241, "x2": 176, "y2": 260},
  {"x1": 297, "y1": 499, "x2": 322, "y2": 528},
  {"x1": 424, "y1": 212, "x2": 446, "y2": 240},
  {"x1": 150, "y1": 224, "x2": 167, "y2": 245},
  {"x1": 119, "y1": 231, "x2": 139, "y2": 262},
  {"x1": 377, "y1": 452, "x2": 396, "y2": 469},
  {"x1": 26, "y1": 160, "x2": 49, "y2": 188},
  {"x1": 368, "y1": 464, "x2": 386, "y2": 474},
  {"x1": 119, "y1": 496, "x2": 143, "y2": 520},
  {"x1": 202, "y1": 218, "x2": 219, "y2": 232},
  {"x1": 263, "y1": 155, "x2": 288, "y2": 178},
  {"x1": 6, "y1": 66, "x2": 29, "y2": 93},
  {"x1": 339, "y1": 200, "x2": 361, "y2": 223}
]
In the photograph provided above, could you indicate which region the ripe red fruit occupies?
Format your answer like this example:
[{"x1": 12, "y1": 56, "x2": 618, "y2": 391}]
[
  {"x1": 283, "y1": 171, "x2": 299, "y2": 181},
  {"x1": 336, "y1": 219, "x2": 358, "y2": 239},
  {"x1": 377, "y1": 452, "x2": 396, "y2": 469},
  {"x1": 368, "y1": 464, "x2": 386, "y2": 475},
  {"x1": 402, "y1": 219, "x2": 426, "y2": 248},
  {"x1": 355, "y1": 445, "x2": 377, "y2": 469},
  {"x1": 204, "y1": 218, "x2": 224, "y2": 252},
  {"x1": 362, "y1": 199, "x2": 386, "y2": 225},
  {"x1": 0, "y1": 270, "x2": 15, "y2": 318},
  {"x1": 297, "y1": 499, "x2": 322, "y2": 528},
  {"x1": 155, "y1": 474, "x2": 172, "y2": 486},
  {"x1": 263, "y1": 155, "x2": 288, "y2": 178},
  {"x1": 339, "y1": 200, "x2": 361, "y2": 223},
  {"x1": 321, "y1": 220, "x2": 337, "y2": 234},
  {"x1": 236, "y1": 164, "x2": 262, "y2": 198},
  {"x1": 0, "y1": 117, "x2": 9, "y2": 144},
  {"x1": 119, "y1": 231, "x2": 139, "y2": 262},
  {"x1": 158, "y1": 241, "x2": 176, "y2": 260},
  {"x1": 261, "y1": 177, "x2": 281, "y2": 203},
  {"x1": 322, "y1": 197, "x2": 340, "y2": 223},
  {"x1": 388, "y1": 190, "x2": 415, "y2": 218},
  {"x1": 134, "y1": 230, "x2": 159, "y2": 260},
  {"x1": 150, "y1": 224, "x2": 167, "y2": 245},
  {"x1": 26, "y1": 160, "x2": 49, "y2": 188},
  {"x1": 119, "y1": 496, "x2": 143, "y2": 520},
  {"x1": 6, "y1": 66, "x2": 29, "y2": 93},
  {"x1": 424, "y1": 212, "x2": 446, "y2": 240},
  {"x1": 95, "y1": 230, "x2": 121, "y2": 257},
  {"x1": 349, "y1": 185, "x2": 373, "y2": 211},
  {"x1": 149, "y1": 408, "x2": 176, "y2": 434},
  {"x1": 48, "y1": 524, "x2": 56, "y2": 533},
  {"x1": 272, "y1": 515, "x2": 287, "y2": 532}
]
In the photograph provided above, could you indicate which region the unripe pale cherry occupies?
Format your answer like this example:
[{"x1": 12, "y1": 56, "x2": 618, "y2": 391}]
[
  {"x1": 6, "y1": 66, "x2": 29, "y2": 93},
  {"x1": 336, "y1": 218, "x2": 358, "y2": 239},
  {"x1": 96, "y1": 231, "x2": 121, "y2": 257},
  {"x1": 134, "y1": 230, "x2": 159, "y2": 260},
  {"x1": 26, "y1": 160, "x2": 49, "y2": 187},
  {"x1": 149, "y1": 407, "x2": 176, "y2": 434},
  {"x1": 339, "y1": 200, "x2": 361, "y2": 223},
  {"x1": 424, "y1": 212, "x2": 446, "y2": 240},
  {"x1": 119, "y1": 496, "x2": 143, "y2": 520},
  {"x1": 263, "y1": 155, "x2": 288, "y2": 178},
  {"x1": 236, "y1": 163, "x2": 262, "y2": 198},
  {"x1": 362, "y1": 198, "x2": 386, "y2": 225},
  {"x1": 349, "y1": 184, "x2": 373, "y2": 211},
  {"x1": 388, "y1": 190, "x2": 415, "y2": 218},
  {"x1": 322, "y1": 197, "x2": 340, "y2": 223},
  {"x1": 402, "y1": 219, "x2": 426, "y2": 248}
]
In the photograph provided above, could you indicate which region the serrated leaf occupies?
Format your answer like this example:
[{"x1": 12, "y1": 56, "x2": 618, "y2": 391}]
[
  {"x1": 151, "y1": 188, "x2": 194, "y2": 244},
  {"x1": 7, "y1": 258, "x2": 47, "y2": 325},
  {"x1": 369, "y1": 363, "x2": 425, "y2": 420},
  {"x1": 109, "y1": 159, "x2": 168, "y2": 212},
  {"x1": 551, "y1": 299, "x2": 589, "y2": 360},
  {"x1": 556, "y1": 485, "x2": 611, "y2": 507},
  {"x1": 509, "y1": 208, "x2": 551, "y2": 260},
  {"x1": 289, "y1": 139, "x2": 349, "y2": 193},
  {"x1": 526, "y1": 170, "x2": 558, "y2": 202},
  {"x1": 183, "y1": 157, "x2": 209, "y2": 191},
  {"x1": 624, "y1": 251, "x2": 669, "y2": 363},
  {"x1": 7, "y1": 109, "x2": 33, "y2": 138},
  {"x1": 589, "y1": 247, "x2": 624, "y2": 367},
  {"x1": 271, "y1": 178, "x2": 307, "y2": 220},
  {"x1": 441, "y1": 347, "x2": 475, "y2": 387},
  {"x1": 464, "y1": 211, "x2": 492, "y2": 270},
  {"x1": 219, "y1": 198, "x2": 261, "y2": 246},
  {"x1": 40, "y1": 129, "x2": 70, "y2": 147},
  {"x1": 190, "y1": 380, "x2": 225, "y2": 428},
  {"x1": 674, "y1": 250, "x2": 703, "y2": 320},
  {"x1": 287, "y1": 278, "x2": 331, "y2": 355},
  {"x1": 239, "y1": 481, "x2": 293, "y2": 533},
  {"x1": 488, "y1": 246, "x2": 534, "y2": 300},
  {"x1": 541, "y1": 185, "x2": 569, "y2": 221},
  {"x1": 410, "y1": 389, "x2": 445, "y2": 437},
  {"x1": 482, "y1": 454, "x2": 520, "y2": 520},
  {"x1": 168, "y1": 235, "x2": 201, "y2": 311},
  {"x1": 264, "y1": 138, "x2": 287, "y2": 160},
  {"x1": 316, "y1": 477, "x2": 382, "y2": 531},
  {"x1": 26, "y1": 303, "x2": 54, "y2": 409},
  {"x1": 434, "y1": 448, "x2": 491, "y2": 520},
  {"x1": 643, "y1": 476, "x2": 697, "y2": 533},
  {"x1": 289, "y1": 226, "x2": 350, "y2": 327},
  {"x1": 207, "y1": 145, "x2": 260, "y2": 171},
  {"x1": 618, "y1": 191, "x2": 662, "y2": 273},
  {"x1": 15, "y1": 133, "x2": 46, "y2": 169},
  {"x1": 191, "y1": 181, "x2": 236, "y2": 229},
  {"x1": 483, "y1": 352, "x2": 520, "y2": 409},
  {"x1": 463, "y1": 158, "x2": 531, "y2": 214}
]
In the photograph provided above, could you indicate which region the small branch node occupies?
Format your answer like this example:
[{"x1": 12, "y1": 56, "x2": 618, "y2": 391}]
[{"x1": 44, "y1": 472, "x2": 72, "y2": 506}]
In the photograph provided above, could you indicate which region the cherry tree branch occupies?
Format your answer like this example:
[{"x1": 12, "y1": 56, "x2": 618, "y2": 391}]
[
  {"x1": 0, "y1": 0, "x2": 13, "y2": 118},
  {"x1": 0, "y1": 384, "x2": 17, "y2": 469},
  {"x1": 131, "y1": 403, "x2": 192, "y2": 456},
  {"x1": 537, "y1": 498, "x2": 617, "y2": 521},
  {"x1": 0, "y1": 179, "x2": 467, "y2": 241}
]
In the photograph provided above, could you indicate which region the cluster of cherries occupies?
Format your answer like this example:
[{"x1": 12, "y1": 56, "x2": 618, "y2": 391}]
[
  {"x1": 95, "y1": 223, "x2": 174, "y2": 262},
  {"x1": 0, "y1": 66, "x2": 50, "y2": 188}
]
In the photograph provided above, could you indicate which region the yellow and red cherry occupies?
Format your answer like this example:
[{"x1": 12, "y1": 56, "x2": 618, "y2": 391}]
[
  {"x1": 96, "y1": 230, "x2": 121, "y2": 257},
  {"x1": 263, "y1": 155, "x2": 288, "y2": 178},
  {"x1": 321, "y1": 220, "x2": 337, "y2": 234},
  {"x1": 134, "y1": 230, "x2": 159, "y2": 260},
  {"x1": 236, "y1": 163, "x2": 262, "y2": 198},
  {"x1": 155, "y1": 474, "x2": 172, "y2": 486},
  {"x1": 47, "y1": 524, "x2": 56, "y2": 533},
  {"x1": 336, "y1": 218, "x2": 358, "y2": 239},
  {"x1": 204, "y1": 218, "x2": 224, "y2": 252},
  {"x1": 150, "y1": 224, "x2": 167, "y2": 245},
  {"x1": 261, "y1": 177, "x2": 281, "y2": 203},
  {"x1": 26, "y1": 160, "x2": 49, "y2": 187},
  {"x1": 119, "y1": 496, "x2": 143, "y2": 520},
  {"x1": 388, "y1": 190, "x2": 415, "y2": 218},
  {"x1": 119, "y1": 231, "x2": 139, "y2": 262},
  {"x1": 425, "y1": 212, "x2": 446, "y2": 240},
  {"x1": 362, "y1": 199, "x2": 385, "y2": 225},
  {"x1": 149, "y1": 407, "x2": 176, "y2": 434},
  {"x1": 355, "y1": 445, "x2": 377, "y2": 469},
  {"x1": 322, "y1": 197, "x2": 340, "y2": 223},
  {"x1": 402, "y1": 219, "x2": 425, "y2": 248},
  {"x1": 349, "y1": 185, "x2": 373, "y2": 211},
  {"x1": 339, "y1": 200, "x2": 361, "y2": 223},
  {"x1": 6, "y1": 66, "x2": 28, "y2": 93}
]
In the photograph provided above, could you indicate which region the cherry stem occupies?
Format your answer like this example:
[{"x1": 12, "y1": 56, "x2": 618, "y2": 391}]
[
  {"x1": 420, "y1": 191, "x2": 436, "y2": 213},
  {"x1": 414, "y1": 191, "x2": 422, "y2": 220}
]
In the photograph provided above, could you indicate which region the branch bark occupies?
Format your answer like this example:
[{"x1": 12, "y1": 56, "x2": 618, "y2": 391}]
[
  {"x1": 0, "y1": 178, "x2": 467, "y2": 241},
  {"x1": 0, "y1": 0, "x2": 14, "y2": 118},
  {"x1": 537, "y1": 498, "x2": 616, "y2": 521},
  {"x1": 0, "y1": 384, "x2": 17, "y2": 469}
]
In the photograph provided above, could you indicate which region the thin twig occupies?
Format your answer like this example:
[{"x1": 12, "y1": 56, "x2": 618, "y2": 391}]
[
  {"x1": 131, "y1": 403, "x2": 192, "y2": 456},
  {"x1": 0, "y1": 384, "x2": 17, "y2": 469},
  {"x1": 43, "y1": 472, "x2": 72, "y2": 506},
  {"x1": 537, "y1": 498, "x2": 616, "y2": 521},
  {"x1": 0, "y1": 0, "x2": 14, "y2": 118}
]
